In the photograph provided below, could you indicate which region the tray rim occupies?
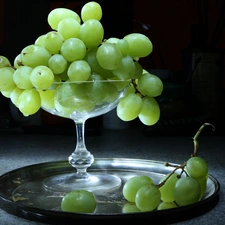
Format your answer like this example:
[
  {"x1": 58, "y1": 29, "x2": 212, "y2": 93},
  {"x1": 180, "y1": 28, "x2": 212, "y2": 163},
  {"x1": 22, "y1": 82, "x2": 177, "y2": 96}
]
[{"x1": 0, "y1": 158, "x2": 220, "y2": 224}]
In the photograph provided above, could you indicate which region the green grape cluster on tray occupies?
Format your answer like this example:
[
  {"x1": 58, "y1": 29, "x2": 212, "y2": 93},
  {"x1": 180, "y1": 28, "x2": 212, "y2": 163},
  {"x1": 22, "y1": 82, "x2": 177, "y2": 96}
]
[
  {"x1": 0, "y1": 1, "x2": 163, "y2": 125},
  {"x1": 122, "y1": 123, "x2": 214, "y2": 212}
]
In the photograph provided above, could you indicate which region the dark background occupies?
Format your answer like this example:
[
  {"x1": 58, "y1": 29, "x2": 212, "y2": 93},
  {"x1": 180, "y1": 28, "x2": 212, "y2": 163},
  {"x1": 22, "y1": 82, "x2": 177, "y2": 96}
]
[{"x1": 0, "y1": 0, "x2": 225, "y2": 134}]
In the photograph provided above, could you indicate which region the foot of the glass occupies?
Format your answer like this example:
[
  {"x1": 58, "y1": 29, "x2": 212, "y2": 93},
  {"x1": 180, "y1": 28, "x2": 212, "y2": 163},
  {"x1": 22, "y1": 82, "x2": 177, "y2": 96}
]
[{"x1": 43, "y1": 172, "x2": 122, "y2": 193}]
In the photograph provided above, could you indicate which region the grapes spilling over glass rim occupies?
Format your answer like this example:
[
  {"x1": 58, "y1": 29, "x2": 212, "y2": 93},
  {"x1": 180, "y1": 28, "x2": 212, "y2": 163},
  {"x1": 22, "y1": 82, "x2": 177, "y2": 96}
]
[{"x1": 0, "y1": 1, "x2": 163, "y2": 126}]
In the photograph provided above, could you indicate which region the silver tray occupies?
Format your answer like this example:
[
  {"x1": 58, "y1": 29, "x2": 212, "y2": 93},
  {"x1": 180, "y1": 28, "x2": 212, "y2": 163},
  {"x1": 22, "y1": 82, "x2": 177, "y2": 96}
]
[{"x1": 0, "y1": 158, "x2": 220, "y2": 225}]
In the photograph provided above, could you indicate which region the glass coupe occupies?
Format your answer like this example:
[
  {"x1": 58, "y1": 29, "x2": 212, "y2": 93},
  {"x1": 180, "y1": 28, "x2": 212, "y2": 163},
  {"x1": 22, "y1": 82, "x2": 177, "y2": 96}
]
[{"x1": 41, "y1": 79, "x2": 129, "y2": 193}]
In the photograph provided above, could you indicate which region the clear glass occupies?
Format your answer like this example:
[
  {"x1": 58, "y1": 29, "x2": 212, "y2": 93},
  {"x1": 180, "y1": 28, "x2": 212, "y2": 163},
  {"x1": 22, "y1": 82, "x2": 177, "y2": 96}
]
[{"x1": 41, "y1": 80, "x2": 129, "y2": 192}]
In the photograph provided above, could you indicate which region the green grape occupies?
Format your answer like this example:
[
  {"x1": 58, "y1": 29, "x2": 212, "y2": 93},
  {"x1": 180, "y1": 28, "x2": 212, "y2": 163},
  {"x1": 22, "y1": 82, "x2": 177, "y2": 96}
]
[
  {"x1": 13, "y1": 54, "x2": 22, "y2": 68},
  {"x1": 123, "y1": 33, "x2": 153, "y2": 59},
  {"x1": 47, "y1": 8, "x2": 81, "y2": 30},
  {"x1": 137, "y1": 72, "x2": 163, "y2": 97},
  {"x1": 48, "y1": 54, "x2": 68, "y2": 74},
  {"x1": 56, "y1": 82, "x2": 95, "y2": 112},
  {"x1": 104, "y1": 82, "x2": 119, "y2": 103},
  {"x1": 84, "y1": 47, "x2": 114, "y2": 79},
  {"x1": 133, "y1": 61, "x2": 143, "y2": 79},
  {"x1": 138, "y1": 96, "x2": 160, "y2": 126},
  {"x1": 61, "y1": 190, "x2": 96, "y2": 213},
  {"x1": 122, "y1": 175, "x2": 153, "y2": 203},
  {"x1": 174, "y1": 176, "x2": 201, "y2": 206},
  {"x1": 96, "y1": 43, "x2": 122, "y2": 70},
  {"x1": 157, "y1": 201, "x2": 177, "y2": 210},
  {"x1": 112, "y1": 55, "x2": 135, "y2": 80},
  {"x1": 44, "y1": 31, "x2": 64, "y2": 54},
  {"x1": 68, "y1": 60, "x2": 91, "y2": 81},
  {"x1": 124, "y1": 83, "x2": 136, "y2": 95},
  {"x1": 38, "y1": 89, "x2": 56, "y2": 110},
  {"x1": 54, "y1": 99, "x2": 76, "y2": 118},
  {"x1": 80, "y1": 19, "x2": 104, "y2": 49},
  {"x1": 13, "y1": 66, "x2": 33, "y2": 89},
  {"x1": 85, "y1": 74, "x2": 107, "y2": 104},
  {"x1": 18, "y1": 89, "x2": 41, "y2": 116},
  {"x1": 105, "y1": 38, "x2": 129, "y2": 56},
  {"x1": 0, "y1": 67, "x2": 16, "y2": 92},
  {"x1": 122, "y1": 202, "x2": 141, "y2": 213},
  {"x1": 57, "y1": 17, "x2": 81, "y2": 40},
  {"x1": 0, "y1": 55, "x2": 11, "y2": 68},
  {"x1": 158, "y1": 173, "x2": 179, "y2": 202},
  {"x1": 135, "y1": 184, "x2": 161, "y2": 212},
  {"x1": 1, "y1": 91, "x2": 11, "y2": 98},
  {"x1": 186, "y1": 156, "x2": 208, "y2": 179},
  {"x1": 34, "y1": 34, "x2": 46, "y2": 46},
  {"x1": 196, "y1": 175, "x2": 207, "y2": 199},
  {"x1": 30, "y1": 66, "x2": 54, "y2": 90},
  {"x1": 21, "y1": 44, "x2": 51, "y2": 68},
  {"x1": 81, "y1": 1, "x2": 102, "y2": 22},
  {"x1": 60, "y1": 38, "x2": 86, "y2": 62},
  {"x1": 10, "y1": 87, "x2": 23, "y2": 107},
  {"x1": 117, "y1": 93, "x2": 143, "y2": 121}
]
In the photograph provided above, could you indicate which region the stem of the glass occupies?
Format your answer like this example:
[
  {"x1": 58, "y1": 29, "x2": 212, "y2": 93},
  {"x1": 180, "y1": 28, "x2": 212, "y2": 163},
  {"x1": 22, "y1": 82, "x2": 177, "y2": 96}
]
[{"x1": 68, "y1": 119, "x2": 94, "y2": 179}]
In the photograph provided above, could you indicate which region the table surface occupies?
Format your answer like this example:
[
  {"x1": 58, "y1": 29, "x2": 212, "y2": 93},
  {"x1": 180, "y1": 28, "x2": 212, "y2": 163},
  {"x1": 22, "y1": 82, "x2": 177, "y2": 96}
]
[{"x1": 0, "y1": 125, "x2": 224, "y2": 225}]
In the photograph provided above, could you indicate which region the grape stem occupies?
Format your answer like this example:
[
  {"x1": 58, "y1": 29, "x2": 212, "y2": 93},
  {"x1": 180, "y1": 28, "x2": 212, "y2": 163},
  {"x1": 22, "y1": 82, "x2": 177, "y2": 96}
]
[
  {"x1": 157, "y1": 162, "x2": 187, "y2": 188},
  {"x1": 131, "y1": 79, "x2": 145, "y2": 97},
  {"x1": 158, "y1": 123, "x2": 215, "y2": 189},
  {"x1": 192, "y1": 123, "x2": 215, "y2": 157}
]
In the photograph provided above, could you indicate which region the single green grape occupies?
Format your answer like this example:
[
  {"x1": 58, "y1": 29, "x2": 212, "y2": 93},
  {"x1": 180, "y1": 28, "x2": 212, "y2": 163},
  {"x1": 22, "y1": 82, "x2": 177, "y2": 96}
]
[
  {"x1": 80, "y1": 19, "x2": 104, "y2": 49},
  {"x1": 61, "y1": 190, "x2": 96, "y2": 213},
  {"x1": 18, "y1": 89, "x2": 41, "y2": 116},
  {"x1": 67, "y1": 60, "x2": 91, "y2": 82},
  {"x1": 47, "y1": 7, "x2": 81, "y2": 30},
  {"x1": 0, "y1": 67, "x2": 16, "y2": 92},
  {"x1": 196, "y1": 175, "x2": 207, "y2": 199},
  {"x1": 30, "y1": 65, "x2": 54, "y2": 90},
  {"x1": 0, "y1": 55, "x2": 11, "y2": 68},
  {"x1": 123, "y1": 33, "x2": 153, "y2": 59},
  {"x1": 44, "y1": 31, "x2": 64, "y2": 54},
  {"x1": 174, "y1": 176, "x2": 201, "y2": 206},
  {"x1": 38, "y1": 89, "x2": 56, "y2": 110},
  {"x1": 157, "y1": 201, "x2": 177, "y2": 210},
  {"x1": 105, "y1": 38, "x2": 129, "y2": 56},
  {"x1": 84, "y1": 47, "x2": 114, "y2": 79},
  {"x1": 13, "y1": 54, "x2": 22, "y2": 69},
  {"x1": 117, "y1": 93, "x2": 143, "y2": 121},
  {"x1": 96, "y1": 42, "x2": 122, "y2": 70},
  {"x1": 48, "y1": 54, "x2": 68, "y2": 75},
  {"x1": 122, "y1": 202, "x2": 141, "y2": 213},
  {"x1": 137, "y1": 72, "x2": 163, "y2": 97},
  {"x1": 60, "y1": 38, "x2": 86, "y2": 62},
  {"x1": 159, "y1": 173, "x2": 179, "y2": 202},
  {"x1": 81, "y1": 1, "x2": 102, "y2": 22},
  {"x1": 57, "y1": 17, "x2": 81, "y2": 40},
  {"x1": 112, "y1": 55, "x2": 135, "y2": 80},
  {"x1": 122, "y1": 175, "x2": 154, "y2": 203},
  {"x1": 10, "y1": 87, "x2": 23, "y2": 107},
  {"x1": 138, "y1": 96, "x2": 160, "y2": 126},
  {"x1": 135, "y1": 184, "x2": 161, "y2": 212},
  {"x1": 35, "y1": 34, "x2": 46, "y2": 47},
  {"x1": 186, "y1": 156, "x2": 208, "y2": 179},
  {"x1": 13, "y1": 66, "x2": 33, "y2": 89},
  {"x1": 21, "y1": 44, "x2": 51, "y2": 68}
]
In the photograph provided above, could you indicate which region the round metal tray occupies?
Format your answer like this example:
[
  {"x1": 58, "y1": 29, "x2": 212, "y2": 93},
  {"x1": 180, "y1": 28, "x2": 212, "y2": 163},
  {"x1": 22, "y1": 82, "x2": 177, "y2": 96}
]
[{"x1": 0, "y1": 158, "x2": 220, "y2": 225}]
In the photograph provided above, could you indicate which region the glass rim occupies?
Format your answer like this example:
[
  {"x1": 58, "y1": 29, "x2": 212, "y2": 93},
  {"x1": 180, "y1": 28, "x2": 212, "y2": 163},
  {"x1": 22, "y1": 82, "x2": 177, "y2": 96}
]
[{"x1": 53, "y1": 79, "x2": 131, "y2": 84}]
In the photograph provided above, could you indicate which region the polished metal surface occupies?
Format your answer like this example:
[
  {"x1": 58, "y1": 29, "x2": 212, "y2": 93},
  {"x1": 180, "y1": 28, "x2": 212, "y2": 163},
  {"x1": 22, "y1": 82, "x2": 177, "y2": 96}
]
[{"x1": 0, "y1": 158, "x2": 220, "y2": 224}]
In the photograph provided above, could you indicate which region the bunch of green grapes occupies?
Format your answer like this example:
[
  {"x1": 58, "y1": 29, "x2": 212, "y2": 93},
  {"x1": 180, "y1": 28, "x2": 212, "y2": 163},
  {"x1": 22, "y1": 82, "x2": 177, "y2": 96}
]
[
  {"x1": 0, "y1": 1, "x2": 162, "y2": 124},
  {"x1": 122, "y1": 123, "x2": 214, "y2": 212}
]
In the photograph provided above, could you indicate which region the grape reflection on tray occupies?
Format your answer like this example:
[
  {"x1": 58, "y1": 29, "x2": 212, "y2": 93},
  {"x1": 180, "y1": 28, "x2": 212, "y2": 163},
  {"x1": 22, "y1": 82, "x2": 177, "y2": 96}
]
[{"x1": 0, "y1": 0, "x2": 218, "y2": 216}]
